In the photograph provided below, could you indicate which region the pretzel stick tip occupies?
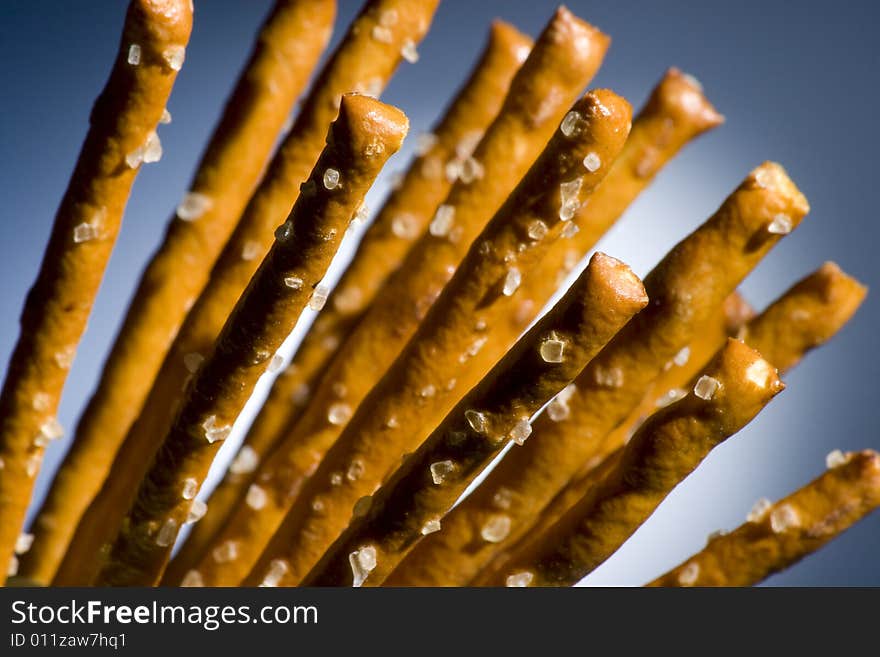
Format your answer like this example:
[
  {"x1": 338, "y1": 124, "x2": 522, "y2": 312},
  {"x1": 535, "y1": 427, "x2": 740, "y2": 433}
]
[
  {"x1": 301, "y1": 252, "x2": 647, "y2": 586},
  {"x1": 93, "y1": 94, "x2": 407, "y2": 586},
  {"x1": 648, "y1": 449, "x2": 880, "y2": 587},
  {"x1": 481, "y1": 338, "x2": 784, "y2": 586},
  {"x1": 0, "y1": 0, "x2": 192, "y2": 576}
]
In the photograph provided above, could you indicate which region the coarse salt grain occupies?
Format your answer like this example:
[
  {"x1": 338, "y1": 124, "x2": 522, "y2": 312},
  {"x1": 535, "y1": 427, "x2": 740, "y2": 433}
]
[
  {"x1": 767, "y1": 213, "x2": 793, "y2": 235},
  {"x1": 349, "y1": 546, "x2": 377, "y2": 587},
  {"x1": 430, "y1": 460, "x2": 455, "y2": 485},
  {"x1": 309, "y1": 285, "x2": 330, "y2": 311},
  {"x1": 127, "y1": 44, "x2": 141, "y2": 65},
  {"x1": 693, "y1": 375, "x2": 721, "y2": 400},
  {"x1": 539, "y1": 331, "x2": 566, "y2": 363},
  {"x1": 246, "y1": 484, "x2": 267, "y2": 510},
  {"x1": 429, "y1": 204, "x2": 455, "y2": 237},
  {"x1": 155, "y1": 518, "x2": 178, "y2": 547},
  {"x1": 327, "y1": 402, "x2": 352, "y2": 426},
  {"x1": 506, "y1": 571, "x2": 534, "y2": 587},
  {"x1": 678, "y1": 562, "x2": 700, "y2": 586},
  {"x1": 509, "y1": 418, "x2": 532, "y2": 445},
  {"x1": 284, "y1": 275, "x2": 303, "y2": 290},
  {"x1": 187, "y1": 499, "x2": 207, "y2": 524},
  {"x1": 163, "y1": 45, "x2": 185, "y2": 71},
  {"x1": 177, "y1": 192, "x2": 213, "y2": 221},
  {"x1": 481, "y1": 514, "x2": 511, "y2": 543},
  {"x1": 181, "y1": 477, "x2": 198, "y2": 500},
  {"x1": 421, "y1": 518, "x2": 442, "y2": 535},
  {"x1": 401, "y1": 39, "x2": 419, "y2": 63},
  {"x1": 770, "y1": 504, "x2": 800, "y2": 533},
  {"x1": 502, "y1": 268, "x2": 522, "y2": 296},
  {"x1": 747, "y1": 497, "x2": 772, "y2": 522},
  {"x1": 583, "y1": 151, "x2": 601, "y2": 172},
  {"x1": 230, "y1": 446, "x2": 259, "y2": 475},
  {"x1": 181, "y1": 570, "x2": 203, "y2": 587}
]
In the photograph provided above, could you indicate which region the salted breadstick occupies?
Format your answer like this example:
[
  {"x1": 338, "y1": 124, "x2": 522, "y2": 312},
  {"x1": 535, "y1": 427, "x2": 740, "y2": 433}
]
[
  {"x1": 21, "y1": 0, "x2": 335, "y2": 586},
  {"x1": 502, "y1": 68, "x2": 724, "y2": 337},
  {"x1": 242, "y1": 89, "x2": 632, "y2": 586},
  {"x1": 0, "y1": 0, "x2": 192, "y2": 576},
  {"x1": 740, "y1": 261, "x2": 867, "y2": 371},
  {"x1": 53, "y1": 0, "x2": 437, "y2": 586},
  {"x1": 190, "y1": 8, "x2": 611, "y2": 587},
  {"x1": 92, "y1": 96, "x2": 408, "y2": 586},
  {"x1": 386, "y1": 161, "x2": 809, "y2": 586},
  {"x1": 493, "y1": 266, "x2": 865, "y2": 571},
  {"x1": 163, "y1": 21, "x2": 531, "y2": 584},
  {"x1": 478, "y1": 339, "x2": 784, "y2": 586},
  {"x1": 648, "y1": 450, "x2": 880, "y2": 587},
  {"x1": 301, "y1": 254, "x2": 647, "y2": 587}
]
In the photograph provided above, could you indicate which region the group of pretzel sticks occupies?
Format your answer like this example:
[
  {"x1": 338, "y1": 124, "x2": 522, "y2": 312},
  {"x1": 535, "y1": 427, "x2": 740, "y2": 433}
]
[{"x1": 2, "y1": 1, "x2": 875, "y2": 588}]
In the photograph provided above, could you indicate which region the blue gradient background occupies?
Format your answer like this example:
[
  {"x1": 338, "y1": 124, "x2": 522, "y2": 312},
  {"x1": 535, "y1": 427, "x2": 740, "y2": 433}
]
[{"x1": 1, "y1": 1, "x2": 877, "y2": 585}]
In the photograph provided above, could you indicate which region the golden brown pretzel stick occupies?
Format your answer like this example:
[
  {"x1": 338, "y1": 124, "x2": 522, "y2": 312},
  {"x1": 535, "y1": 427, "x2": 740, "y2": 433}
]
[
  {"x1": 386, "y1": 162, "x2": 809, "y2": 586},
  {"x1": 93, "y1": 95, "x2": 408, "y2": 586},
  {"x1": 478, "y1": 339, "x2": 785, "y2": 586},
  {"x1": 302, "y1": 253, "x2": 647, "y2": 587},
  {"x1": 242, "y1": 89, "x2": 632, "y2": 587},
  {"x1": 0, "y1": 0, "x2": 192, "y2": 576},
  {"x1": 497, "y1": 265, "x2": 865, "y2": 569},
  {"x1": 500, "y1": 68, "x2": 724, "y2": 338},
  {"x1": 53, "y1": 0, "x2": 437, "y2": 586},
  {"x1": 21, "y1": 0, "x2": 335, "y2": 586},
  {"x1": 190, "y1": 9, "x2": 611, "y2": 587},
  {"x1": 648, "y1": 450, "x2": 880, "y2": 587},
  {"x1": 163, "y1": 21, "x2": 531, "y2": 584}
]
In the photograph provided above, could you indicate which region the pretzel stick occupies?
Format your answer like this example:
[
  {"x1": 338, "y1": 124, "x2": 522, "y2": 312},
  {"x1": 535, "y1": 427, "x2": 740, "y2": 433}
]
[
  {"x1": 477, "y1": 339, "x2": 784, "y2": 586},
  {"x1": 302, "y1": 253, "x2": 647, "y2": 587},
  {"x1": 648, "y1": 450, "x2": 880, "y2": 587},
  {"x1": 497, "y1": 265, "x2": 865, "y2": 570},
  {"x1": 92, "y1": 96, "x2": 408, "y2": 586},
  {"x1": 53, "y1": 0, "x2": 437, "y2": 586},
  {"x1": 240, "y1": 89, "x2": 631, "y2": 586},
  {"x1": 386, "y1": 162, "x2": 809, "y2": 586},
  {"x1": 163, "y1": 21, "x2": 531, "y2": 584},
  {"x1": 191, "y1": 8, "x2": 611, "y2": 586},
  {"x1": 20, "y1": 0, "x2": 335, "y2": 586},
  {"x1": 0, "y1": 0, "x2": 192, "y2": 576}
]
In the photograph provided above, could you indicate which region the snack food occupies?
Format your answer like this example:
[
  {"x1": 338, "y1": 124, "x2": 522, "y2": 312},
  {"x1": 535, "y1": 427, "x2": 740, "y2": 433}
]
[
  {"x1": 95, "y1": 95, "x2": 408, "y2": 586},
  {"x1": 0, "y1": 0, "x2": 192, "y2": 574},
  {"x1": 21, "y1": 0, "x2": 334, "y2": 586}
]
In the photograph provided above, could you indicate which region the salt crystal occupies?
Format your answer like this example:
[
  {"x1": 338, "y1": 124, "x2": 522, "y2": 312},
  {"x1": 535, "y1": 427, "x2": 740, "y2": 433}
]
[
  {"x1": 246, "y1": 484, "x2": 267, "y2": 510},
  {"x1": 142, "y1": 131, "x2": 162, "y2": 163},
  {"x1": 527, "y1": 220, "x2": 548, "y2": 240},
  {"x1": 465, "y1": 410, "x2": 489, "y2": 434},
  {"x1": 379, "y1": 8, "x2": 398, "y2": 26},
  {"x1": 371, "y1": 25, "x2": 392, "y2": 44},
  {"x1": 481, "y1": 514, "x2": 511, "y2": 542},
  {"x1": 125, "y1": 145, "x2": 145, "y2": 168},
  {"x1": 460, "y1": 157, "x2": 484, "y2": 184},
  {"x1": 261, "y1": 559, "x2": 289, "y2": 587},
  {"x1": 493, "y1": 487, "x2": 514, "y2": 510},
  {"x1": 187, "y1": 499, "x2": 207, "y2": 523},
  {"x1": 330, "y1": 471, "x2": 343, "y2": 486},
  {"x1": 183, "y1": 352, "x2": 203, "y2": 373},
  {"x1": 503, "y1": 268, "x2": 522, "y2": 296},
  {"x1": 509, "y1": 418, "x2": 532, "y2": 445},
  {"x1": 560, "y1": 110, "x2": 586, "y2": 138},
  {"x1": 177, "y1": 192, "x2": 213, "y2": 221},
  {"x1": 655, "y1": 388, "x2": 687, "y2": 408},
  {"x1": 825, "y1": 449, "x2": 849, "y2": 469},
  {"x1": 181, "y1": 570, "x2": 203, "y2": 587},
  {"x1": 401, "y1": 39, "x2": 419, "y2": 63},
  {"x1": 333, "y1": 287, "x2": 363, "y2": 315},
  {"x1": 561, "y1": 222, "x2": 579, "y2": 239},
  {"x1": 384, "y1": 415, "x2": 399, "y2": 429},
  {"x1": 202, "y1": 415, "x2": 232, "y2": 444},
  {"x1": 747, "y1": 497, "x2": 772, "y2": 522},
  {"x1": 770, "y1": 504, "x2": 800, "y2": 533},
  {"x1": 127, "y1": 44, "x2": 141, "y2": 65},
  {"x1": 311, "y1": 498, "x2": 326, "y2": 514},
  {"x1": 155, "y1": 518, "x2": 178, "y2": 547},
  {"x1": 506, "y1": 571, "x2": 534, "y2": 587},
  {"x1": 327, "y1": 402, "x2": 352, "y2": 426},
  {"x1": 429, "y1": 204, "x2": 455, "y2": 237},
  {"x1": 309, "y1": 285, "x2": 330, "y2": 311},
  {"x1": 349, "y1": 545, "x2": 377, "y2": 587},
  {"x1": 416, "y1": 132, "x2": 437, "y2": 155},
  {"x1": 213, "y1": 540, "x2": 239, "y2": 563},
  {"x1": 162, "y1": 45, "x2": 186, "y2": 71},
  {"x1": 421, "y1": 518, "x2": 441, "y2": 535},
  {"x1": 352, "y1": 495, "x2": 372, "y2": 518},
  {"x1": 673, "y1": 346, "x2": 691, "y2": 367},
  {"x1": 539, "y1": 331, "x2": 566, "y2": 363},
  {"x1": 160, "y1": 108, "x2": 172, "y2": 124},
  {"x1": 391, "y1": 213, "x2": 419, "y2": 239},
  {"x1": 38, "y1": 417, "x2": 64, "y2": 443},
  {"x1": 418, "y1": 384, "x2": 436, "y2": 398},
  {"x1": 694, "y1": 375, "x2": 721, "y2": 400},
  {"x1": 265, "y1": 354, "x2": 284, "y2": 374},
  {"x1": 347, "y1": 459, "x2": 365, "y2": 481},
  {"x1": 284, "y1": 275, "x2": 304, "y2": 290},
  {"x1": 430, "y1": 460, "x2": 456, "y2": 485},
  {"x1": 583, "y1": 151, "x2": 602, "y2": 172},
  {"x1": 54, "y1": 345, "x2": 76, "y2": 368},
  {"x1": 241, "y1": 240, "x2": 262, "y2": 261},
  {"x1": 467, "y1": 336, "x2": 488, "y2": 357},
  {"x1": 8, "y1": 555, "x2": 19, "y2": 577},
  {"x1": 26, "y1": 453, "x2": 41, "y2": 477},
  {"x1": 559, "y1": 178, "x2": 583, "y2": 221},
  {"x1": 455, "y1": 130, "x2": 483, "y2": 159},
  {"x1": 745, "y1": 358, "x2": 774, "y2": 388},
  {"x1": 678, "y1": 562, "x2": 700, "y2": 586},
  {"x1": 767, "y1": 213, "x2": 793, "y2": 235},
  {"x1": 73, "y1": 222, "x2": 98, "y2": 243},
  {"x1": 181, "y1": 477, "x2": 199, "y2": 500},
  {"x1": 14, "y1": 533, "x2": 33, "y2": 555},
  {"x1": 594, "y1": 365, "x2": 624, "y2": 388},
  {"x1": 32, "y1": 392, "x2": 50, "y2": 412},
  {"x1": 322, "y1": 168, "x2": 340, "y2": 190},
  {"x1": 546, "y1": 397, "x2": 570, "y2": 422},
  {"x1": 230, "y1": 446, "x2": 259, "y2": 475}
]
